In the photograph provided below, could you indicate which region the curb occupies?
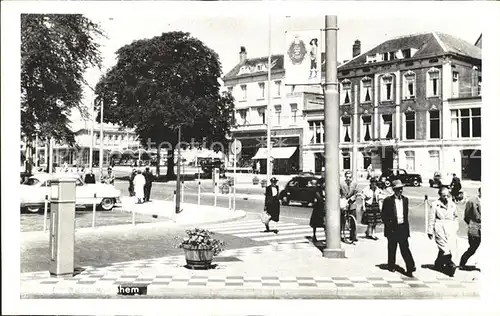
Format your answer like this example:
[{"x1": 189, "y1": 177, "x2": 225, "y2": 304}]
[{"x1": 20, "y1": 283, "x2": 479, "y2": 299}]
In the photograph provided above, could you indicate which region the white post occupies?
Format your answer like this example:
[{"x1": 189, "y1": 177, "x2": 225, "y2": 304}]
[
  {"x1": 181, "y1": 180, "x2": 185, "y2": 205},
  {"x1": 43, "y1": 194, "x2": 48, "y2": 232},
  {"x1": 214, "y1": 182, "x2": 218, "y2": 208},
  {"x1": 233, "y1": 152, "x2": 237, "y2": 211},
  {"x1": 197, "y1": 180, "x2": 201, "y2": 208},
  {"x1": 92, "y1": 193, "x2": 97, "y2": 228},
  {"x1": 228, "y1": 186, "x2": 232, "y2": 210},
  {"x1": 173, "y1": 190, "x2": 177, "y2": 214}
]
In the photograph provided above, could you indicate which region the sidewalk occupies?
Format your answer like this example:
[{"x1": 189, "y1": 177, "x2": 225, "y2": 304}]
[{"x1": 20, "y1": 231, "x2": 479, "y2": 298}]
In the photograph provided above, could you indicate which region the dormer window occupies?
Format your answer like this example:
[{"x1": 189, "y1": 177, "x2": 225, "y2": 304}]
[
  {"x1": 381, "y1": 74, "x2": 394, "y2": 101},
  {"x1": 389, "y1": 52, "x2": 396, "y2": 60},
  {"x1": 383, "y1": 52, "x2": 389, "y2": 61},
  {"x1": 255, "y1": 64, "x2": 266, "y2": 72},
  {"x1": 341, "y1": 79, "x2": 352, "y2": 104},
  {"x1": 366, "y1": 54, "x2": 377, "y2": 63},
  {"x1": 403, "y1": 71, "x2": 416, "y2": 99},
  {"x1": 402, "y1": 49, "x2": 411, "y2": 59},
  {"x1": 361, "y1": 77, "x2": 372, "y2": 103}
]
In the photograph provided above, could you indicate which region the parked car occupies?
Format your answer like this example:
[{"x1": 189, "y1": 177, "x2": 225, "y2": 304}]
[
  {"x1": 20, "y1": 173, "x2": 122, "y2": 213},
  {"x1": 379, "y1": 168, "x2": 422, "y2": 187},
  {"x1": 429, "y1": 171, "x2": 453, "y2": 188},
  {"x1": 279, "y1": 176, "x2": 321, "y2": 206}
]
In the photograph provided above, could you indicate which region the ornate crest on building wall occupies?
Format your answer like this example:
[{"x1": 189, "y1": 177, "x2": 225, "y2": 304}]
[{"x1": 287, "y1": 36, "x2": 307, "y2": 65}]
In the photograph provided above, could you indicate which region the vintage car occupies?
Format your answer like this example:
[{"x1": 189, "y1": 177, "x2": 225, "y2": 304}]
[
  {"x1": 20, "y1": 173, "x2": 122, "y2": 213},
  {"x1": 378, "y1": 168, "x2": 423, "y2": 187},
  {"x1": 279, "y1": 176, "x2": 321, "y2": 207}
]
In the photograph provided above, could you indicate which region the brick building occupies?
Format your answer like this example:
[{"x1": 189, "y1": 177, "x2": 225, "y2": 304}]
[{"x1": 222, "y1": 32, "x2": 482, "y2": 180}]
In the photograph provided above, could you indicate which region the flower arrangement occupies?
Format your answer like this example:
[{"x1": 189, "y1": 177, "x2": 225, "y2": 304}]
[{"x1": 176, "y1": 228, "x2": 225, "y2": 256}]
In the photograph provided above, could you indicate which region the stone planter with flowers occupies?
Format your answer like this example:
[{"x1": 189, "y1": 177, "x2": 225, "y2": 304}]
[{"x1": 175, "y1": 228, "x2": 225, "y2": 269}]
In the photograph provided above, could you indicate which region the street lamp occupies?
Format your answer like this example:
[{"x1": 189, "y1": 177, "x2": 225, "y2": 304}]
[{"x1": 266, "y1": 14, "x2": 273, "y2": 184}]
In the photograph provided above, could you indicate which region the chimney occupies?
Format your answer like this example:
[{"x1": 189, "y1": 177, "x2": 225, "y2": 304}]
[
  {"x1": 239, "y1": 46, "x2": 247, "y2": 63},
  {"x1": 352, "y1": 40, "x2": 361, "y2": 58}
]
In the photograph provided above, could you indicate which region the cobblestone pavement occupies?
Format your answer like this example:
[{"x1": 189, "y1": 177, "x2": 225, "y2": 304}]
[{"x1": 21, "y1": 242, "x2": 479, "y2": 299}]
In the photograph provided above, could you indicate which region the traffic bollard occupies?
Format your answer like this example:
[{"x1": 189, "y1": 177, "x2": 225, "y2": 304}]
[
  {"x1": 92, "y1": 193, "x2": 97, "y2": 228},
  {"x1": 173, "y1": 190, "x2": 177, "y2": 214},
  {"x1": 197, "y1": 181, "x2": 201, "y2": 208},
  {"x1": 214, "y1": 182, "x2": 218, "y2": 208},
  {"x1": 228, "y1": 186, "x2": 232, "y2": 210},
  {"x1": 43, "y1": 194, "x2": 48, "y2": 232},
  {"x1": 424, "y1": 195, "x2": 428, "y2": 234}
]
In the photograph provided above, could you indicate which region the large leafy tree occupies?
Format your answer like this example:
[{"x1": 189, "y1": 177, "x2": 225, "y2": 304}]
[
  {"x1": 21, "y1": 14, "x2": 103, "y2": 173},
  {"x1": 94, "y1": 31, "x2": 235, "y2": 178}
]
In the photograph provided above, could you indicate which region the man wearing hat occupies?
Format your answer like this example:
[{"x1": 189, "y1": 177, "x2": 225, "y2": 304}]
[
  {"x1": 264, "y1": 177, "x2": 281, "y2": 232},
  {"x1": 381, "y1": 179, "x2": 416, "y2": 277}
]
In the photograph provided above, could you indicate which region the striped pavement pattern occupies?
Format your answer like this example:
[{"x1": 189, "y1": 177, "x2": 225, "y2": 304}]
[{"x1": 201, "y1": 219, "x2": 327, "y2": 245}]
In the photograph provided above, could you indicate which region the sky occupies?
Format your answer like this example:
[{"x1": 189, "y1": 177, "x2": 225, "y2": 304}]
[{"x1": 77, "y1": 6, "x2": 486, "y2": 123}]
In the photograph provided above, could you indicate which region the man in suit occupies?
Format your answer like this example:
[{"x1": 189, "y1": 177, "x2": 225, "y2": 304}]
[
  {"x1": 381, "y1": 179, "x2": 416, "y2": 277},
  {"x1": 459, "y1": 187, "x2": 481, "y2": 269},
  {"x1": 143, "y1": 167, "x2": 155, "y2": 202},
  {"x1": 340, "y1": 170, "x2": 360, "y2": 241},
  {"x1": 264, "y1": 177, "x2": 280, "y2": 233}
]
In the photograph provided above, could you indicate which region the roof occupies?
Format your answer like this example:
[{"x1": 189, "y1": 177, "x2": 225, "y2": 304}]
[
  {"x1": 223, "y1": 53, "x2": 331, "y2": 81},
  {"x1": 340, "y1": 32, "x2": 481, "y2": 69}
]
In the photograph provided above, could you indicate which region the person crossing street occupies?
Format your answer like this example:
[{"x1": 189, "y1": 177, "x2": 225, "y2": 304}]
[
  {"x1": 459, "y1": 187, "x2": 481, "y2": 270},
  {"x1": 143, "y1": 167, "x2": 154, "y2": 202},
  {"x1": 263, "y1": 177, "x2": 280, "y2": 233}
]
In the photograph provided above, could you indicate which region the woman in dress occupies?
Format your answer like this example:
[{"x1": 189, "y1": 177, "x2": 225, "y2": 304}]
[
  {"x1": 310, "y1": 178, "x2": 326, "y2": 242},
  {"x1": 133, "y1": 169, "x2": 146, "y2": 204},
  {"x1": 264, "y1": 177, "x2": 280, "y2": 232},
  {"x1": 428, "y1": 186, "x2": 459, "y2": 277},
  {"x1": 361, "y1": 177, "x2": 385, "y2": 240}
]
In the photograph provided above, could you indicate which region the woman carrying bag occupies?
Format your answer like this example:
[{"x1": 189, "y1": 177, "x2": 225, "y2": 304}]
[
  {"x1": 309, "y1": 178, "x2": 326, "y2": 242},
  {"x1": 263, "y1": 177, "x2": 280, "y2": 233}
]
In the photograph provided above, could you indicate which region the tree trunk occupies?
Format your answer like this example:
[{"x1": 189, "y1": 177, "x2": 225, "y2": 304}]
[
  {"x1": 156, "y1": 146, "x2": 161, "y2": 177},
  {"x1": 166, "y1": 148, "x2": 176, "y2": 179},
  {"x1": 24, "y1": 138, "x2": 33, "y2": 176}
]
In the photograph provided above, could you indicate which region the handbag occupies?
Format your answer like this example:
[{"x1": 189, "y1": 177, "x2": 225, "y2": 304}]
[{"x1": 260, "y1": 211, "x2": 271, "y2": 224}]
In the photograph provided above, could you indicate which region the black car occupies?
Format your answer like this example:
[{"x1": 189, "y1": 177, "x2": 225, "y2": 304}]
[
  {"x1": 379, "y1": 168, "x2": 422, "y2": 187},
  {"x1": 279, "y1": 176, "x2": 321, "y2": 206}
]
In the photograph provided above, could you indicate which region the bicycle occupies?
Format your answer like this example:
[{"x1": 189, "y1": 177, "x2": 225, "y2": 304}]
[{"x1": 340, "y1": 195, "x2": 361, "y2": 244}]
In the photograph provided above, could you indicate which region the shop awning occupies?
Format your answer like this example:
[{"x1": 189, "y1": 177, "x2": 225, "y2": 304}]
[{"x1": 252, "y1": 147, "x2": 297, "y2": 160}]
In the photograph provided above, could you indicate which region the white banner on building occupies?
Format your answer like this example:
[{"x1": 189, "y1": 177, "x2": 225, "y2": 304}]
[{"x1": 284, "y1": 30, "x2": 322, "y2": 85}]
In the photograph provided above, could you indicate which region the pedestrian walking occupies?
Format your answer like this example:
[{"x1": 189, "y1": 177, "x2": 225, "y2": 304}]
[
  {"x1": 143, "y1": 167, "x2": 154, "y2": 202},
  {"x1": 256, "y1": 161, "x2": 261, "y2": 175},
  {"x1": 263, "y1": 177, "x2": 280, "y2": 233},
  {"x1": 381, "y1": 180, "x2": 416, "y2": 277},
  {"x1": 450, "y1": 173, "x2": 462, "y2": 202},
  {"x1": 361, "y1": 177, "x2": 385, "y2": 240},
  {"x1": 340, "y1": 170, "x2": 359, "y2": 242},
  {"x1": 128, "y1": 168, "x2": 136, "y2": 197},
  {"x1": 459, "y1": 187, "x2": 481, "y2": 270},
  {"x1": 133, "y1": 169, "x2": 146, "y2": 204},
  {"x1": 428, "y1": 186, "x2": 459, "y2": 277},
  {"x1": 309, "y1": 178, "x2": 326, "y2": 242}
]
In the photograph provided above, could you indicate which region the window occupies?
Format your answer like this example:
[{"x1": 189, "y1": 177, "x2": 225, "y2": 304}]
[
  {"x1": 363, "y1": 152, "x2": 372, "y2": 169},
  {"x1": 402, "y1": 49, "x2": 411, "y2": 59},
  {"x1": 381, "y1": 74, "x2": 393, "y2": 101},
  {"x1": 341, "y1": 80, "x2": 352, "y2": 104},
  {"x1": 478, "y1": 76, "x2": 482, "y2": 96},
  {"x1": 227, "y1": 87, "x2": 233, "y2": 94},
  {"x1": 405, "y1": 151, "x2": 415, "y2": 171},
  {"x1": 239, "y1": 66, "x2": 250, "y2": 74},
  {"x1": 452, "y1": 71, "x2": 459, "y2": 97},
  {"x1": 238, "y1": 109, "x2": 248, "y2": 125},
  {"x1": 341, "y1": 116, "x2": 351, "y2": 142},
  {"x1": 381, "y1": 114, "x2": 393, "y2": 139},
  {"x1": 241, "y1": 85, "x2": 247, "y2": 100},
  {"x1": 274, "y1": 81, "x2": 281, "y2": 97},
  {"x1": 429, "y1": 110, "x2": 440, "y2": 139},
  {"x1": 290, "y1": 104, "x2": 298, "y2": 124},
  {"x1": 361, "y1": 77, "x2": 372, "y2": 102},
  {"x1": 382, "y1": 52, "x2": 389, "y2": 61},
  {"x1": 366, "y1": 54, "x2": 377, "y2": 63},
  {"x1": 309, "y1": 120, "x2": 324, "y2": 144},
  {"x1": 342, "y1": 151, "x2": 351, "y2": 170},
  {"x1": 427, "y1": 68, "x2": 440, "y2": 97},
  {"x1": 451, "y1": 108, "x2": 481, "y2": 138},
  {"x1": 403, "y1": 71, "x2": 416, "y2": 99},
  {"x1": 362, "y1": 115, "x2": 372, "y2": 141},
  {"x1": 404, "y1": 111, "x2": 416, "y2": 140},
  {"x1": 258, "y1": 107, "x2": 266, "y2": 124},
  {"x1": 258, "y1": 83, "x2": 265, "y2": 99},
  {"x1": 274, "y1": 105, "x2": 281, "y2": 125},
  {"x1": 429, "y1": 150, "x2": 440, "y2": 172},
  {"x1": 390, "y1": 51, "x2": 396, "y2": 60}
]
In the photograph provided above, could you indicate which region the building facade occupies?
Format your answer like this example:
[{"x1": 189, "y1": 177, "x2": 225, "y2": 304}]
[{"x1": 224, "y1": 33, "x2": 482, "y2": 180}]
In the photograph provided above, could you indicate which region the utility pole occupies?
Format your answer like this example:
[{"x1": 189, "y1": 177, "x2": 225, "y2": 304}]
[
  {"x1": 266, "y1": 14, "x2": 272, "y2": 183},
  {"x1": 175, "y1": 125, "x2": 182, "y2": 213},
  {"x1": 89, "y1": 103, "x2": 94, "y2": 171},
  {"x1": 99, "y1": 99, "x2": 104, "y2": 177},
  {"x1": 323, "y1": 15, "x2": 345, "y2": 259}
]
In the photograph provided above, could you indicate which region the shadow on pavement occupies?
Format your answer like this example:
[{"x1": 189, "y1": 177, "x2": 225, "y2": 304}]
[{"x1": 376, "y1": 263, "x2": 407, "y2": 276}]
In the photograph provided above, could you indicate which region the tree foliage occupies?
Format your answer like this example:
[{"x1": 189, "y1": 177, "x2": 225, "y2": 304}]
[
  {"x1": 21, "y1": 14, "x2": 104, "y2": 144},
  {"x1": 94, "y1": 31, "x2": 235, "y2": 176}
]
